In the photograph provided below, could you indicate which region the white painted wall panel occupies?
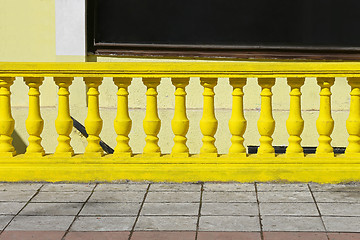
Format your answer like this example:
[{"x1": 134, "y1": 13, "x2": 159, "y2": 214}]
[{"x1": 55, "y1": 0, "x2": 86, "y2": 56}]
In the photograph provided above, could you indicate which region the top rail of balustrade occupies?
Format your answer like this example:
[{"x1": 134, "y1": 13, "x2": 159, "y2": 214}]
[{"x1": 2, "y1": 61, "x2": 360, "y2": 78}]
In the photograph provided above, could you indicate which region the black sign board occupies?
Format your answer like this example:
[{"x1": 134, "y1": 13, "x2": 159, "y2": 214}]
[{"x1": 88, "y1": 0, "x2": 360, "y2": 59}]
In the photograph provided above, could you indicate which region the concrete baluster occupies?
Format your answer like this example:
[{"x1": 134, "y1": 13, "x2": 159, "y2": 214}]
[
  {"x1": 316, "y1": 77, "x2": 335, "y2": 156},
  {"x1": 143, "y1": 78, "x2": 161, "y2": 156},
  {"x1": 286, "y1": 77, "x2": 305, "y2": 157},
  {"x1": 54, "y1": 77, "x2": 74, "y2": 157},
  {"x1": 229, "y1": 78, "x2": 247, "y2": 156},
  {"x1": 0, "y1": 77, "x2": 16, "y2": 156},
  {"x1": 171, "y1": 78, "x2": 190, "y2": 157},
  {"x1": 84, "y1": 77, "x2": 104, "y2": 157},
  {"x1": 24, "y1": 77, "x2": 45, "y2": 156},
  {"x1": 257, "y1": 78, "x2": 275, "y2": 157},
  {"x1": 200, "y1": 78, "x2": 218, "y2": 156},
  {"x1": 346, "y1": 77, "x2": 360, "y2": 156},
  {"x1": 113, "y1": 77, "x2": 132, "y2": 157}
]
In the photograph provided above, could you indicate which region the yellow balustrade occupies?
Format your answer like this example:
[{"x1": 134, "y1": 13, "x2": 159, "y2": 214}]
[
  {"x1": 228, "y1": 78, "x2": 247, "y2": 156},
  {"x1": 113, "y1": 77, "x2": 132, "y2": 157},
  {"x1": 200, "y1": 78, "x2": 218, "y2": 156},
  {"x1": 0, "y1": 77, "x2": 16, "y2": 157},
  {"x1": 316, "y1": 77, "x2": 335, "y2": 156},
  {"x1": 346, "y1": 77, "x2": 360, "y2": 156},
  {"x1": 24, "y1": 77, "x2": 45, "y2": 156},
  {"x1": 286, "y1": 78, "x2": 305, "y2": 157},
  {"x1": 84, "y1": 77, "x2": 104, "y2": 157},
  {"x1": 143, "y1": 78, "x2": 161, "y2": 156},
  {"x1": 171, "y1": 78, "x2": 190, "y2": 157},
  {"x1": 0, "y1": 62, "x2": 359, "y2": 183},
  {"x1": 257, "y1": 78, "x2": 275, "y2": 157},
  {"x1": 54, "y1": 77, "x2": 74, "y2": 157}
]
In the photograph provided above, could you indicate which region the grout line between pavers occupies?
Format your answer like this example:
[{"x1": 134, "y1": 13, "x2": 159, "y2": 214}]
[
  {"x1": 308, "y1": 183, "x2": 330, "y2": 240},
  {"x1": 255, "y1": 183, "x2": 264, "y2": 240},
  {"x1": 0, "y1": 183, "x2": 45, "y2": 235},
  {"x1": 61, "y1": 183, "x2": 98, "y2": 240},
  {"x1": 128, "y1": 183, "x2": 151, "y2": 240},
  {"x1": 195, "y1": 183, "x2": 203, "y2": 240}
]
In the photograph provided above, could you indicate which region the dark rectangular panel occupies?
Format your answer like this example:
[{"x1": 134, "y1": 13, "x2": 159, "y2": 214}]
[{"x1": 89, "y1": 0, "x2": 360, "y2": 58}]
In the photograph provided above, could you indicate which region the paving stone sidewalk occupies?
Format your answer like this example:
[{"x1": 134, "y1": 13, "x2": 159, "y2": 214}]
[{"x1": 0, "y1": 182, "x2": 359, "y2": 240}]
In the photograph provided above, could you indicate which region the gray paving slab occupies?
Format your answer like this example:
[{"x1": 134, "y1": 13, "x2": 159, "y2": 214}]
[
  {"x1": 80, "y1": 202, "x2": 141, "y2": 216},
  {"x1": 0, "y1": 202, "x2": 27, "y2": 215},
  {"x1": 199, "y1": 216, "x2": 260, "y2": 231},
  {"x1": 135, "y1": 216, "x2": 197, "y2": 231},
  {"x1": 0, "y1": 191, "x2": 35, "y2": 202},
  {"x1": 257, "y1": 191, "x2": 314, "y2": 203},
  {"x1": 260, "y1": 202, "x2": 319, "y2": 216},
  {"x1": 149, "y1": 183, "x2": 201, "y2": 192},
  {"x1": 96, "y1": 183, "x2": 149, "y2": 192},
  {"x1": 202, "y1": 191, "x2": 257, "y2": 203},
  {"x1": 257, "y1": 183, "x2": 309, "y2": 192},
  {"x1": 145, "y1": 191, "x2": 200, "y2": 203},
  {"x1": 19, "y1": 203, "x2": 83, "y2": 216},
  {"x1": 201, "y1": 202, "x2": 258, "y2": 216},
  {"x1": 41, "y1": 183, "x2": 95, "y2": 192},
  {"x1": 0, "y1": 216, "x2": 13, "y2": 231},
  {"x1": 317, "y1": 203, "x2": 360, "y2": 216},
  {"x1": 0, "y1": 183, "x2": 42, "y2": 191},
  {"x1": 31, "y1": 191, "x2": 91, "y2": 203},
  {"x1": 141, "y1": 203, "x2": 199, "y2": 216},
  {"x1": 323, "y1": 216, "x2": 360, "y2": 232},
  {"x1": 313, "y1": 191, "x2": 360, "y2": 203},
  {"x1": 310, "y1": 183, "x2": 360, "y2": 192},
  {"x1": 6, "y1": 216, "x2": 74, "y2": 231},
  {"x1": 203, "y1": 183, "x2": 255, "y2": 192},
  {"x1": 262, "y1": 216, "x2": 325, "y2": 231},
  {"x1": 88, "y1": 191, "x2": 145, "y2": 203},
  {"x1": 70, "y1": 216, "x2": 136, "y2": 231}
]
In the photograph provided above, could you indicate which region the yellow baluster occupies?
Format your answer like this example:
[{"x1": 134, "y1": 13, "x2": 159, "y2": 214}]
[
  {"x1": 0, "y1": 77, "x2": 16, "y2": 157},
  {"x1": 143, "y1": 78, "x2": 161, "y2": 156},
  {"x1": 346, "y1": 77, "x2": 360, "y2": 156},
  {"x1": 84, "y1": 77, "x2": 104, "y2": 157},
  {"x1": 54, "y1": 77, "x2": 74, "y2": 157},
  {"x1": 286, "y1": 77, "x2": 305, "y2": 157},
  {"x1": 316, "y1": 77, "x2": 334, "y2": 156},
  {"x1": 200, "y1": 78, "x2": 218, "y2": 156},
  {"x1": 171, "y1": 78, "x2": 190, "y2": 157},
  {"x1": 24, "y1": 77, "x2": 45, "y2": 156},
  {"x1": 113, "y1": 77, "x2": 132, "y2": 157},
  {"x1": 257, "y1": 78, "x2": 275, "y2": 157},
  {"x1": 228, "y1": 78, "x2": 247, "y2": 156}
]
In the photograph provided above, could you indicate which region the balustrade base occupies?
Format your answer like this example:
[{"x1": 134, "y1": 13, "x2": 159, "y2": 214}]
[
  {"x1": 24, "y1": 152, "x2": 45, "y2": 158},
  {"x1": 83, "y1": 152, "x2": 105, "y2": 157},
  {"x1": 113, "y1": 152, "x2": 133, "y2": 158},
  {"x1": 316, "y1": 152, "x2": 335, "y2": 157},
  {"x1": 0, "y1": 152, "x2": 16, "y2": 157},
  {"x1": 345, "y1": 152, "x2": 360, "y2": 158},
  {"x1": 285, "y1": 153, "x2": 305, "y2": 158},
  {"x1": 170, "y1": 153, "x2": 190, "y2": 158},
  {"x1": 52, "y1": 152, "x2": 75, "y2": 158},
  {"x1": 0, "y1": 154, "x2": 359, "y2": 183},
  {"x1": 227, "y1": 153, "x2": 247, "y2": 158}
]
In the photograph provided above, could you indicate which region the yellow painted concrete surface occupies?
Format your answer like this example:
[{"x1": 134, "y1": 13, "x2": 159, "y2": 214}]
[{"x1": 0, "y1": 155, "x2": 359, "y2": 183}]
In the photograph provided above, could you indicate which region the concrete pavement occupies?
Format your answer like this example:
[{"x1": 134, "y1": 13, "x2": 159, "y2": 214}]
[{"x1": 0, "y1": 182, "x2": 359, "y2": 239}]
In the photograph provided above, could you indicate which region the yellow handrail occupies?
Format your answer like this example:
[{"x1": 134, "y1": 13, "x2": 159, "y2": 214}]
[{"x1": 2, "y1": 61, "x2": 360, "y2": 77}]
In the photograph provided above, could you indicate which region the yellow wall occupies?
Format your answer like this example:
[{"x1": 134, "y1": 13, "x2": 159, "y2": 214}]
[
  {"x1": 0, "y1": 0, "x2": 56, "y2": 62},
  {"x1": 0, "y1": 0, "x2": 351, "y2": 155}
]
